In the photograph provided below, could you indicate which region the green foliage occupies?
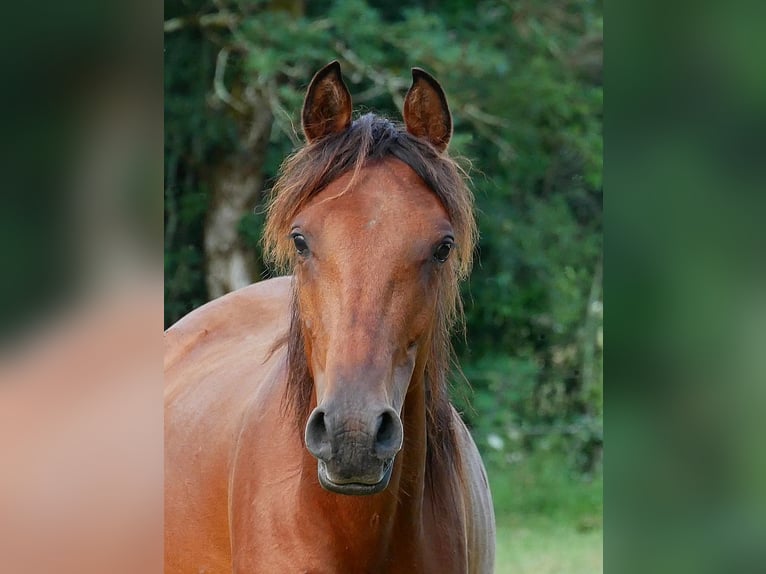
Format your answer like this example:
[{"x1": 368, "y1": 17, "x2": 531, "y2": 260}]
[
  {"x1": 164, "y1": 0, "x2": 602, "y2": 479},
  {"x1": 489, "y1": 450, "x2": 602, "y2": 525}
]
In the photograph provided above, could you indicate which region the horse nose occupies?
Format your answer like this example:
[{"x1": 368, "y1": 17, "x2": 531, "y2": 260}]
[{"x1": 304, "y1": 406, "x2": 403, "y2": 462}]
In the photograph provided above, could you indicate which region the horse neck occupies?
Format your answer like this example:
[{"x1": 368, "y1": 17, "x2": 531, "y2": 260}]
[{"x1": 395, "y1": 356, "x2": 430, "y2": 509}]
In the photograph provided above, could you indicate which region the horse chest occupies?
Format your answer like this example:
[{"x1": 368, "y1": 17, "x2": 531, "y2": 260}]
[{"x1": 230, "y1": 472, "x2": 469, "y2": 574}]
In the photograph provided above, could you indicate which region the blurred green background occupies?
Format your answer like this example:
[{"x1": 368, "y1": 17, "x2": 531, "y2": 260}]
[{"x1": 164, "y1": 1, "x2": 602, "y2": 570}]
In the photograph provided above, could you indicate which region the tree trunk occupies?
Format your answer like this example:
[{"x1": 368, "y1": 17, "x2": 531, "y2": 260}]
[
  {"x1": 202, "y1": 0, "x2": 303, "y2": 300},
  {"x1": 204, "y1": 92, "x2": 271, "y2": 299}
]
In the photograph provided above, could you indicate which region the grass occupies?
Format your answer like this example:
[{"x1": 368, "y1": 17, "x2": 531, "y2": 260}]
[
  {"x1": 494, "y1": 516, "x2": 602, "y2": 574},
  {"x1": 486, "y1": 450, "x2": 603, "y2": 573}
]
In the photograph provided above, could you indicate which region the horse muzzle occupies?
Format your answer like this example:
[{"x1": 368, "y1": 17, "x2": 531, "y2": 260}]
[{"x1": 305, "y1": 405, "x2": 403, "y2": 496}]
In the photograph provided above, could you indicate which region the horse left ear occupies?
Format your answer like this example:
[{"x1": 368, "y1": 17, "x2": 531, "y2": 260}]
[
  {"x1": 302, "y1": 61, "x2": 353, "y2": 143},
  {"x1": 402, "y1": 68, "x2": 452, "y2": 152}
]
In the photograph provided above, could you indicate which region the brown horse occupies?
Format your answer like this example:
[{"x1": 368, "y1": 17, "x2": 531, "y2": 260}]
[{"x1": 165, "y1": 61, "x2": 495, "y2": 573}]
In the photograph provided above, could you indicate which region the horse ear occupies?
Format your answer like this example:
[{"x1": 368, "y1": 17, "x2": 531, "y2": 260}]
[
  {"x1": 402, "y1": 68, "x2": 452, "y2": 152},
  {"x1": 302, "y1": 61, "x2": 353, "y2": 143}
]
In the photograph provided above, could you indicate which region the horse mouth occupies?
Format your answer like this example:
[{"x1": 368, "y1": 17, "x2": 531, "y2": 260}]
[{"x1": 317, "y1": 459, "x2": 394, "y2": 496}]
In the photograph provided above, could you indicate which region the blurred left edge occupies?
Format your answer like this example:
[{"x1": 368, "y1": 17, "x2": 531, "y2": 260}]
[{"x1": 0, "y1": 1, "x2": 163, "y2": 573}]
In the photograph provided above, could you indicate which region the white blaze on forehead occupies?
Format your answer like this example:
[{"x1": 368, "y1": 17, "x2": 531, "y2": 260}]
[{"x1": 365, "y1": 219, "x2": 378, "y2": 229}]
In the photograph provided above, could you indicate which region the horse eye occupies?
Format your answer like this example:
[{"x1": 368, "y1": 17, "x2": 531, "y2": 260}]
[
  {"x1": 433, "y1": 241, "x2": 453, "y2": 263},
  {"x1": 292, "y1": 233, "x2": 309, "y2": 256}
]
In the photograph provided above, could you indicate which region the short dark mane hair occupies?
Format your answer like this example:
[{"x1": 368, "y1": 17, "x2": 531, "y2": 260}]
[{"x1": 263, "y1": 112, "x2": 477, "y2": 490}]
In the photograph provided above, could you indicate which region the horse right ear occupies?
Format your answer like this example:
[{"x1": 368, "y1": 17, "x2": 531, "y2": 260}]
[{"x1": 302, "y1": 61, "x2": 353, "y2": 143}]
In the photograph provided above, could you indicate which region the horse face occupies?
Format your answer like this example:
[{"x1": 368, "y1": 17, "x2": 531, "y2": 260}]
[{"x1": 293, "y1": 160, "x2": 454, "y2": 495}]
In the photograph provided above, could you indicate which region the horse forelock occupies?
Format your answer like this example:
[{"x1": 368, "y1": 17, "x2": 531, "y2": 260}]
[{"x1": 264, "y1": 112, "x2": 475, "y2": 489}]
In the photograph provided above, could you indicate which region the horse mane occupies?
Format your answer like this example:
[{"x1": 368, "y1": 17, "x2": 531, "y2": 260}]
[{"x1": 262, "y1": 113, "x2": 477, "y2": 490}]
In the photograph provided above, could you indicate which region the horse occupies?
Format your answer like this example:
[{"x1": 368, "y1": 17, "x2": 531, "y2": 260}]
[{"x1": 165, "y1": 61, "x2": 496, "y2": 573}]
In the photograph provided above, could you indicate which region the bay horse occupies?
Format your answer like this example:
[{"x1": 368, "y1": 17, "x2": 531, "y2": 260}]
[{"x1": 165, "y1": 61, "x2": 495, "y2": 573}]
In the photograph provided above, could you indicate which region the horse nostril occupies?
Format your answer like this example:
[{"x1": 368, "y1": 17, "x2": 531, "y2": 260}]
[
  {"x1": 376, "y1": 412, "x2": 394, "y2": 443},
  {"x1": 374, "y1": 409, "x2": 402, "y2": 458},
  {"x1": 305, "y1": 408, "x2": 332, "y2": 461}
]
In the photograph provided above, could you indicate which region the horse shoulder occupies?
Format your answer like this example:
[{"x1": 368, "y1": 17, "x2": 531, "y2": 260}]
[
  {"x1": 164, "y1": 276, "x2": 293, "y2": 573},
  {"x1": 165, "y1": 276, "x2": 293, "y2": 372},
  {"x1": 451, "y1": 407, "x2": 496, "y2": 574}
]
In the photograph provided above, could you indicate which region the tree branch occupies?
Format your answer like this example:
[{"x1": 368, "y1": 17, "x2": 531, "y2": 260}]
[
  {"x1": 213, "y1": 48, "x2": 248, "y2": 114},
  {"x1": 163, "y1": 12, "x2": 239, "y2": 34}
]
